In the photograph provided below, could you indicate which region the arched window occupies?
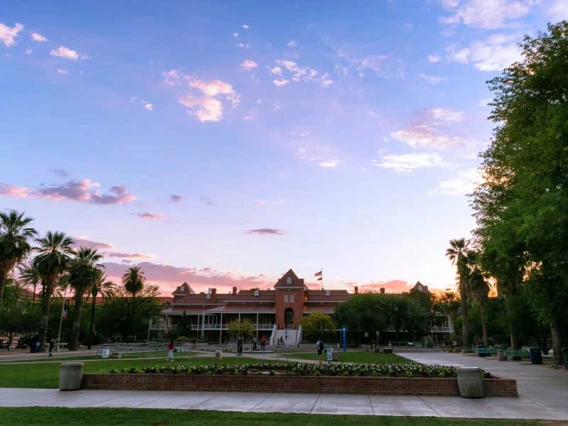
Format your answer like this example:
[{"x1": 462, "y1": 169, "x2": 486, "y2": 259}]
[{"x1": 286, "y1": 277, "x2": 292, "y2": 284}]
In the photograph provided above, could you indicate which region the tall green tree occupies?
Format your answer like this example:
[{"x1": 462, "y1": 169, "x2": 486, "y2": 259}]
[
  {"x1": 465, "y1": 251, "x2": 490, "y2": 346},
  {"x1": 122, "y1": 266, "x2": 146, "y2": 297},
  {"x1": 472, "y1": 22, "x2": 568, "y2": 363},
  {"x1": 0, "y1": 210, "x2": 37, "y2": 315},
  {"x1": 67, "y1": 248, "x2": 104, "y2": 351},
  {"x1": 445, "y1": 238, "x2": 472, "y2": 348},
  {"x1": 33, "y1": 231, "x2": 74, "y2": 351},
  {"x1": 300, "y1": 312, "x2": 335, "y2": 341},
  {"x1": 17, "y1": 263, "x2": 41, "y2": 304},
  {"x1": 87, "y1": 273, "x2": 115, "y2": 349}
]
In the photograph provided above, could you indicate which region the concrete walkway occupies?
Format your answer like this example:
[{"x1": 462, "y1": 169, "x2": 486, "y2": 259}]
[{"x1": 1, "y1": 387, "x2": 568, "y2": 420}]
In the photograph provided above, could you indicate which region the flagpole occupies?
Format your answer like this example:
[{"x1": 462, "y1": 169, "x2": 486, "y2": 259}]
[
  {"x1": 57, "y1": 299, "x2": 65, "y2": 352},
  {"x1": 321, "y1": 268, "x2": 323, "y2": 291}
]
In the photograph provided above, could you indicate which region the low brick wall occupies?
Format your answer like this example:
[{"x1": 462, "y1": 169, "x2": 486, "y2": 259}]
[{"x1": 81, "y1": 374, "x2": 517, "y2": 397}]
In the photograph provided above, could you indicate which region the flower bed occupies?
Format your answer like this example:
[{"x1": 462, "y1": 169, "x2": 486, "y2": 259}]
[
  {"x1": 80, "y1": 362, "x2": 517, "y2": 397},
  {"x1": 104, "y1": 362, "x2": 474, "y2": 378}
]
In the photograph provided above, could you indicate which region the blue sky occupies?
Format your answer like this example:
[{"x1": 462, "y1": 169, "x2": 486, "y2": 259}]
[{"x1": 1, "y1": 1, "x2": 566, "y2": 294}]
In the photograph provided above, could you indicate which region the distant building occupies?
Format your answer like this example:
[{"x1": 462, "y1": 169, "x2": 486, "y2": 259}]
[{"x1": 155, "y1": 269, "x2": 453, "y2": 343}]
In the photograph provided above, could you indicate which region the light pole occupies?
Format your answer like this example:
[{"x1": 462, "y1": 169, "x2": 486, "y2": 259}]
[{"x1": 342, "y1": 326, "x2": 347, "y2": 353}]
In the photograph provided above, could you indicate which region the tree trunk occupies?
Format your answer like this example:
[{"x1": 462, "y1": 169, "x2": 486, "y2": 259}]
[
  {"x1": 479, "y1": 304, "x2": 488, "y2": 346},
  {"x1": 459, "y1": 277, "x2": 471, "y2": 348},
  {"x1": 550, "y1": 320, "x2": 563, "y2": 366},
  {"x1": 87, "y1": 294, "x2": 97, "y2": 349},
  {"x1": 38, "y1": 283, "x2": 53, "y2": 352},
  {"x1": 70, "y1": 293, "x2": 83, "y2": 351},
  {"x1": 0, "y1": 272, "x2": 6, "y2": 326}
]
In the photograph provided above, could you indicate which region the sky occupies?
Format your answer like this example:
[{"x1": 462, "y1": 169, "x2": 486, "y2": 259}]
[{"x1": 1, "y1": 1, "x2": 567, "y2": 295}]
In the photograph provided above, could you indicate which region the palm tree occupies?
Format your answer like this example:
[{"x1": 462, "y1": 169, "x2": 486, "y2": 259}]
[
  {"x1": 33, "y1": 231, "x2": 74, "y2": 351},
  {"x1": 465, "y1": 250, "x2": 490, "y2": 346},
  {"x1": 122, "y1": 266, "x2": 146, "y2": 297},
  {"x1": 445, "y1": 238, "x2": 472, "y2": 348},
  {"x1": 87, "y1": 272, "x2": 115, "y2": 349},
  {"x1": 17, "y1": 263, "x2": 41, "y2": 303},
  {"x1": 67, "y1": 248, "x2": 104, "y2": 351},
  {"x1": 0, "y1": 210, "x2": 37, "y2": 313}
]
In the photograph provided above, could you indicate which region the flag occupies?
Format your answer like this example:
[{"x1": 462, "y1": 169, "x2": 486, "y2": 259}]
[
  {"x1": 317, "y1": 277, "x2": 322, "y2": 281},
  {"x1": 314, "y1": 271, "x2": 322, "y2": 277},
  {"x1": 62, "y1": 299, "x2": 70, "y2": 320}
]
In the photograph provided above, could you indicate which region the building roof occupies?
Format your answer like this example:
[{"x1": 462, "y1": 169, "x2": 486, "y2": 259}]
[{"x1": 273, "y1": 269, "x2": 306, "y2": 289}]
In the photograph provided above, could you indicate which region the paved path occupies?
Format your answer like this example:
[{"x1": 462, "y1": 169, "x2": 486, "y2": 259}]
[{"x1": 1, "y1": 387, "x2": 567, "y2": 420}]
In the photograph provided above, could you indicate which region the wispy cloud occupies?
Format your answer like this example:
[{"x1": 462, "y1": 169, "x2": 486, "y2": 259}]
[
  {"x1": 245, "y1": 228, "x2": 286, "y2": 236},
  {"x1": 439, "y1": 0, "x2": 532, "y2": 29},
  {"x1": 433, "y1": 168, "x2": 481, "y2": 196},
  {"x1": 447, "y1": 34, "x2": 522, "y2": 71},
  {"x1": 548, "y1": 0, "x2": 568, "y2": 20},
  {"x1": 0, "y1": 22, "x2": 23, "y2": 47},
  {"x1": 319, "y1": 160, "x2": 339, "y2": 168},
  {"x1": 240, "y1": 59, "x2": 258, "y2": 71},
  {"x1": 165, "y1": 71, "x2": 239, "y2": 122},
  {"x1": 49, "y1": 169, "x2": 69, "y2": 178},
  {"x1": 57, "y1": 69, "x2": 68, "y2": 75},
  {"x1": 242, "y1": 24, "x2": 250, "y2": 29},
  {"x1": 144, "y1": 103, "x2": 153, "y2": 112},
  {"x1": 200, "y1": 196, "x2": 215, "y2": 206},
  {"x1": 132, "y1": 212, "x2": 164, "y2": 220},
  {"x1": 0, "y1": 179, "x2": 137, "y2": 205},
  {"x1": 50, "y1": 46, "x2": 80, "y2": 60},
  {"x1": 255, "y1": 199, "x2": 286, "y2": 205},
  {"x1": 287, "y1": 40, "x2": 297, "y2": 47},
  {"x1": 105, "y1": 252, "x2": 153, "y2": 259},
  {"x1": 428, "y1": 54, "x2": 440, "y2": 63},
  {"x1": 418, "y1": 73, "x2": 446, "y2": 84},
  {"x1": 30, "y1": 31, "x2": 48, "y2": 42},
  {"x1": 170, "y1": 194, "x2": 183, "y2": 202},
  {"x1": 25, "y1": 48, "x2": 32, "y2": 55},
  {"x1": 373, "y1": 152, "x2": 445, "y2": 173},
  {"x1": 390, "y1": 108, "x2": 468, "y2": 150},
  {"x1": 73, "y1": 236, "x2": 115, "y2": 250},
  {"x1": 271, "y1": 60, "x2": 332, "y2": 86},
  {"x1": 333, "y1": 44, "x2": 403, "y2": 79}
]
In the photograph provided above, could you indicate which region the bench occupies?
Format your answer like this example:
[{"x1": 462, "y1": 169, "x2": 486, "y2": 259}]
[
  {"x1": 476, "y1": 347, "x2": 498, "y2": 356},
  {"x1": 504, "y1": 349, "x2": 530, "y2": 359}
]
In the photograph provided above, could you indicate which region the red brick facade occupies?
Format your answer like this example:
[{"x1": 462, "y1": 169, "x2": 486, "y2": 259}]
[{"x1": 81, "y1": 373, "x2": 518, "y2": 397}]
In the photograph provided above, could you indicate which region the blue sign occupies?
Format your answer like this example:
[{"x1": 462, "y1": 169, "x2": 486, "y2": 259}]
[{"x1": 341, "y1": 326, "x2": 347, "y2": 353}]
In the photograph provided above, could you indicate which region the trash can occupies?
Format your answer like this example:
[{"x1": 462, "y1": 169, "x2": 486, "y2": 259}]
[
  {"x1": 562, "y1": 347, "x2": 568, "y2": 368},
  {"x1": 529, "y1": 347, "x2": 543, "y2": 365},
  {"x1": 477, "y1": 345, "x2": 486, "y2": 357},
  {"x1": 215, "y1": 350, "x2": 222, "y2": 360},
  {"x1": 101, "y1": 348, "x2": 110, "y2": 359},
  {"x1": 326, "y1": 348, "x2": 334, "y2": 361}
]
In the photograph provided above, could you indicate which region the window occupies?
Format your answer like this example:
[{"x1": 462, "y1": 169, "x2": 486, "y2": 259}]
[
  {"x1": 286, "y1": 277, "x2": 292, "y2": 284},
  {"x1": 284, "y1": 295, "x2": 289, "y2": 303},
  {"x1": 254, "y1": 290, "x2": 260, "y2": 296},
  {"x1": 180, "y1": 286, "x2": 185, "y2": 292},
  {"x1": 325, "y1": 290, "x2": 330, "y2": 296},
  {"x1": 290, "y1": 295, "x2": 295, "y2": 303}
]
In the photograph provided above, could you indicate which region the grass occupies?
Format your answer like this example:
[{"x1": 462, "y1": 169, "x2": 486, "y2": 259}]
[
  {"x1": 282, "y1": 351, "x2": 414, "y2": 364},
  {"x1": 0, "y1": 408, "x2": 554, "y2": 426},
  {"x1": 6, "y1": 350, "x2": 197, "y2": 363},
  {"x1": 0, "y1": 356, "x2": 281, "y2": 389}
]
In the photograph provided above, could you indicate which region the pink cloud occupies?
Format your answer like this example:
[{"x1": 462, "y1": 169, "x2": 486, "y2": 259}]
[
  {"x1": 34, "y1": 179, "x2": 136, "y2": 205},
  {"x1": 245, "y1": 228, "x2": 286, "y2": 236},
  {"x1": 73, "y1": 237, "x2": 115, "y2": 250},
  {"x1": 0, "y1": 22, "x2": 23, "y2": 47},
  {"x1": 0, "y1": 183, "x2": 31, "y2": 198},
  {"x1": 102, "y1": 261, "x2": 272, "y2": 295},
  {"x1": 105, "y1": 252, "x2": 153, "y2": 259},
  {"x1": 240, "y1": 59, "x2": 258, "y2": 71},
  {"x1": 343, "y1": 280, "x2": 414, "y2": 294},
  {"x1": 132, "y1": 212, "x2": 164, "y2": 220}
]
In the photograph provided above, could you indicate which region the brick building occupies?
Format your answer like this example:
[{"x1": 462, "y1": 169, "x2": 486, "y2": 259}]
[{"x1": 155, "y1": 269, "x2": 453, "y2": 344}]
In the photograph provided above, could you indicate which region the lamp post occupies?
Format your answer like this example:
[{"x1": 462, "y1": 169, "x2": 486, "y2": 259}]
[{"x1": 342, "y1": 325, "x2": 347, "y2": 353}]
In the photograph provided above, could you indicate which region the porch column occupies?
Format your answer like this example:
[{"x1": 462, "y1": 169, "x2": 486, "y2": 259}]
[
  {"x1": 256, "y1": 313, "x2": 259, "y2": 338},
  {"x1": 219, "y1": 313, "x2": 223, "y2": 344}
]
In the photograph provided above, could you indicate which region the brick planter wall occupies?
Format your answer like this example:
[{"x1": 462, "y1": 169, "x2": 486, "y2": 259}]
[{"x1": 81, "y1": 374, "x2": 517, "y2": 397}]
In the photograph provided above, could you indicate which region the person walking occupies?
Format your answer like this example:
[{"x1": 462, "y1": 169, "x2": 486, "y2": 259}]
[
  {"x1": 252, "y1": 337, "x2": 257, "y2": 351},
  {"x1": 48, "y1": 339, "x2": 55, "y2": 357},
  {"x1": 316, "y1": 339, "x2": 325, "y2": 362},
  {"x1": 167, "y1": 339, "x2": 175, "y2": 362},
  {"x1": 260, "y1": 336, "x2": 266, "y2": 351}
]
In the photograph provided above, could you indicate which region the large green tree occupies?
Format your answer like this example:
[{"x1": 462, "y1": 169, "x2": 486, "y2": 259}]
[
  {"x1": 0, "y1": 210, "x2": 37, "y2": 316},
  {"x1": 465, "y1": 251, "x2": 490, "y2": 346},
  {"x1": 300, "y1": 312, "x2": 335, "y2": 341},
  {"x1": 445, "y1": 238, "x2": 472, "y2": 348},
  {"x1": 472, "y1": 21, "x2": 568, "y2": 363},
  {"x1": 67, "y1": 248, "x2": 104, "y2": 351},
  {"x1": 33, "y1": 231, "x2": 74, "y2": 351},
  {"x1": 87, "y1": 273, "x2": 115, "y2": 348}
]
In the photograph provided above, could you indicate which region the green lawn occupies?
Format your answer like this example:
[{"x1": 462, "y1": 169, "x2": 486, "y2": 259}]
[
  {"x1": 0, "y1": 356, "x2": 281, "y2": 389},
  {"x1": 7, "y1": 350, "x2": 197, "y2": 363},
  {"x1": 0, "y1": 408, "x2": 550, "y2": 426},
  {"x1": 283, "y1": 351, "x2": 414, "y2": 364}
]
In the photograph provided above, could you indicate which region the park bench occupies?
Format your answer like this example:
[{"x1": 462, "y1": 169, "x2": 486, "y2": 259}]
[
  {"x1": 504, "y1": 349, "x2": 530, "y2": 359},
  {"x1": 476, "y1": 347, "x2": 498, "y2": 356}
]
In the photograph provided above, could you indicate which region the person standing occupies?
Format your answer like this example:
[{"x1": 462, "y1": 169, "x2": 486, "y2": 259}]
[
  {"x1": 48, "y1": 339, "x2": 55, "y2": 357},
  {"x1": 260, "y1": 336, "x2": 266, "y2": 351},
  {"x1": 252, "y1": 337, "x2": 257, "y2": 351},
  {"x1": 167, "y1": 339, "x2": 175, "y2": 362},
  {"x1": 316, "y1": 339, "x2": 325, "y2": 361}
]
